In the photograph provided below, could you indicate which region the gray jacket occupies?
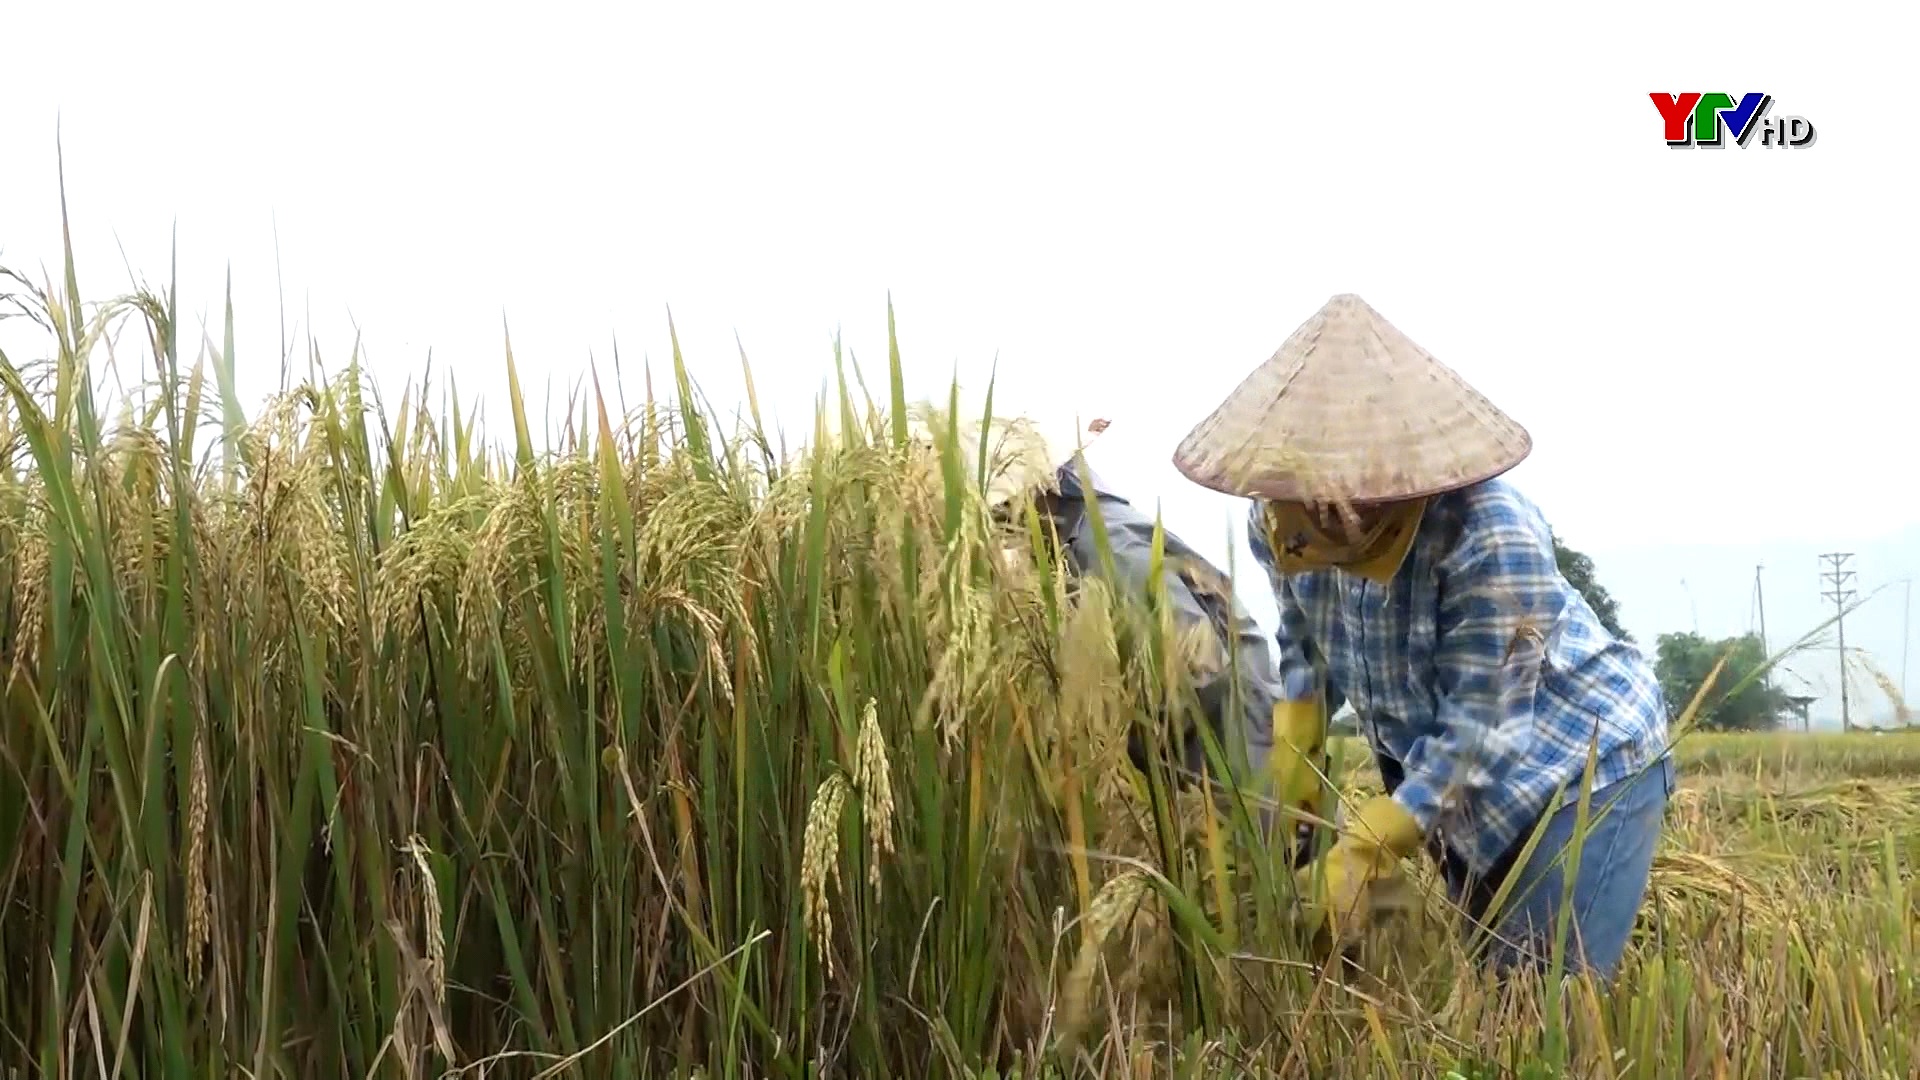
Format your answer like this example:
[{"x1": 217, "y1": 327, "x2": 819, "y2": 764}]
[{"x1": 1045, "y1": 466, "x2": 1285, "y2": 788}]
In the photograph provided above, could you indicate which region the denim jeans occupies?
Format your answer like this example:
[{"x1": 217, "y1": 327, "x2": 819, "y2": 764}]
[{"x1": 1378, "y1": 753, "x2": 1673, "y2": 981}]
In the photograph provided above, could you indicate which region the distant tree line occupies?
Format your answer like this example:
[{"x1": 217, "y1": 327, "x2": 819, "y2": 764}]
[{"x1": 1552, "y1": 534, "x2": 1788, "y2": 731}]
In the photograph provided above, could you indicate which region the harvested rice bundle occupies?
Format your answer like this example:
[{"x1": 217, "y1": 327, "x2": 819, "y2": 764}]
[{"x1": 1647, "y1": 851, "x2": 1789, "y2": 927}]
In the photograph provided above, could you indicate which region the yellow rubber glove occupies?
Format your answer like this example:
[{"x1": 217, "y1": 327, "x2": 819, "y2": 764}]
[
  {"x1": 1268, "y1": 699, "x2": 1328, "y2": 814},
  {"x1": 1267, "y1": 698, "x2": 1328, "y2": 867},
  {"x1": 1296, "y1": 794, "x2": 1426, "y2": 940}
]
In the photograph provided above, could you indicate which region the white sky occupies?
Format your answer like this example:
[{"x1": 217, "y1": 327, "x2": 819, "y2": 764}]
[{"x1": 4, "y1": 1, "x2": 1915, "y2": 723}]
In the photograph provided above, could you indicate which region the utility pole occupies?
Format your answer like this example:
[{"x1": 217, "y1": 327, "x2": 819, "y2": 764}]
[{"x1": 1820, "y1": 553, "x2": 1857, "y2": 732}]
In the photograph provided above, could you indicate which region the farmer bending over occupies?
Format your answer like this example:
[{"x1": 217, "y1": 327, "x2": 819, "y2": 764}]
[
  {"x1": 1170, "y1": 294, "x2": 1674, "y2": 980},
  {"x1": 905, "y1": 394, "x2": 1314, "y2": 861}
]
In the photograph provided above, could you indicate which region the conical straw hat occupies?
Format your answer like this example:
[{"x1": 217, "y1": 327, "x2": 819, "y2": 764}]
[
  {"x1": 789, "y1": 386, "x2": 1110, "y2": 508},
  {"x1": 908, "y1": 389, "x2": 1111, "y2": 508},
  {"x1": 1171, "y1": 294, "x2": 1531, "y2": 503}
]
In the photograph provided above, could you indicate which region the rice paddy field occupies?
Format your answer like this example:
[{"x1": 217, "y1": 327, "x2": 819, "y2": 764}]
[{"x1": 1, "y1": 246, "x2": 1916, "y2": 1079}]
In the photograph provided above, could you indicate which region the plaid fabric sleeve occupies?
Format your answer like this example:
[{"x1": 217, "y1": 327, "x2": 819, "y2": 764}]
[
  {"x1": 1244, "y1": 500, "x2": 1321, "y2": 703},
  {"x1": 1391, "y1": 507, "x2": 1564, "y2": 836}
]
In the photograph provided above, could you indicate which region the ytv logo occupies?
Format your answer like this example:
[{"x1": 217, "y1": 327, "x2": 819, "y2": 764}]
[{"x1": 1650, "y1": 93, "x2": 1817, "y2": 148}]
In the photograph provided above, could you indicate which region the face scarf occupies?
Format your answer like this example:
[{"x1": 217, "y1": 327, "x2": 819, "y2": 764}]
[{"x1": 1259, "y1": 497, "x2": 1429, "y2": 584}]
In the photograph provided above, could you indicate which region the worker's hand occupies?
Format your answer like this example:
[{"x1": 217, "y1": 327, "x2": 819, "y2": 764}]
[{"x1": 1295, "y1": 794, "x2": 1425, "y2": 941}]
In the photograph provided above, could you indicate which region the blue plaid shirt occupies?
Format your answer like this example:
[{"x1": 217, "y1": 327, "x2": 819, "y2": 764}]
[{"x1": 1245, "y1": 478, "x2": 1672, "y2": 875}]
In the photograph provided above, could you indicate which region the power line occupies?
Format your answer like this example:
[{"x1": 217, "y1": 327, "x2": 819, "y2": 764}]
[
  {"x1": 1756, "y1": 564, "x2": 1800, "y2": 730},
  {"x1": 1903, "y1": 579, "x2": 1912, "y2": 725},
  {"x1": 1819, "y1": 553, "x2": 1857, "y2": 732}
]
